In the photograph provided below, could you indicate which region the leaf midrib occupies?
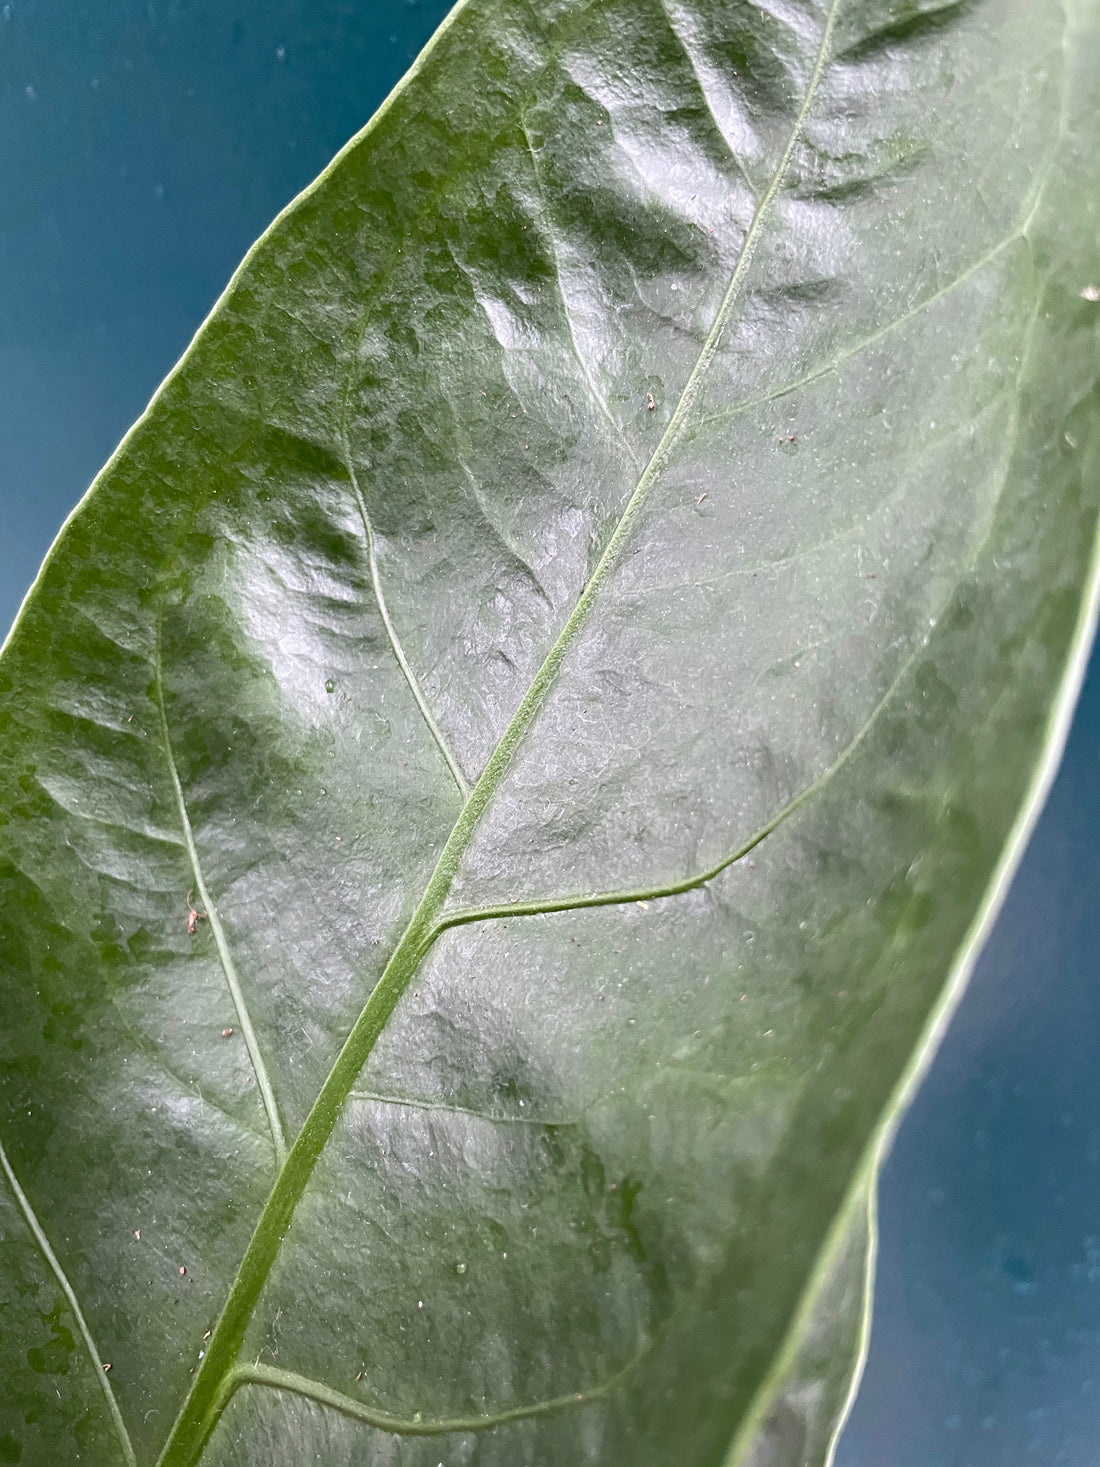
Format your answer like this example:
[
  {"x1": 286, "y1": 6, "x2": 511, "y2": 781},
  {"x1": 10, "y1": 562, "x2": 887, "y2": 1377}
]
[{"x1": 156, "y1": 5, "x2": 846, "y2": 1463}]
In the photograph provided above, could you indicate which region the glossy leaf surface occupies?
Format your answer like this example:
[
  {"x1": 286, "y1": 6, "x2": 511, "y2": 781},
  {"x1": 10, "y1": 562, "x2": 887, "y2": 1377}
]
[{"x1": 3, "y1": 1, "x2": 1100, "y2": 1464}]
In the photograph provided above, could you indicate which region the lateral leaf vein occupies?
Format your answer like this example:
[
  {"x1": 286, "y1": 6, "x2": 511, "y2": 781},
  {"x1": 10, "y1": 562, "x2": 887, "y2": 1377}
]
[
  {"x1": 0, "y1": 1134, "x2": 138, "y2": 1467},
  {"x1": 154, "y1": 636, "x2": 288, "y2": 1166},
  {"x1": 156, "y1": 6, "x2": 847, "y2": 1461}
]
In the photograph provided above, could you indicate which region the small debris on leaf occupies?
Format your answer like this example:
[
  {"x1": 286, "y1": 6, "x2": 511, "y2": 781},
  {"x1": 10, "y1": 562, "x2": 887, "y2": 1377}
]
[
  {"x1": 221, "y1": 1027, "x2": 234, "y2": 1038},
  {"x1": 186, "y1": 891, "x2": 207, "y2": 936},
  {"x1": 134, "y1": 1229, "x2": 140, "y2": 1241},
  {"x1": 1081, "y1": 284, "x2": 1100, "y2": 301},
  {"x1": 646, "y1": 392, "x2": 656, "y2": 411},
  {"x1": 102, "y1": 1362, "x2": 112, "y2": 1373},
  {"x1": 179, "y1": 1266, "x2": 186, "y2": 1276}
]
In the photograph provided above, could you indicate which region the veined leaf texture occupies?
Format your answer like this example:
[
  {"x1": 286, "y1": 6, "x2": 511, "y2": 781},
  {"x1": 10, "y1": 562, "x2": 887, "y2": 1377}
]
[{"x1": 2, "y1": 2, "x2": 1100, "y2": 1464}]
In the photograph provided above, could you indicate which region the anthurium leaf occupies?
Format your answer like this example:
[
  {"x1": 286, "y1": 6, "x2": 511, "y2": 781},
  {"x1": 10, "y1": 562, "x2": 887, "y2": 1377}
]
[{"x1": 3, "y1": 0, "x2": 1100, "y2": 1464}]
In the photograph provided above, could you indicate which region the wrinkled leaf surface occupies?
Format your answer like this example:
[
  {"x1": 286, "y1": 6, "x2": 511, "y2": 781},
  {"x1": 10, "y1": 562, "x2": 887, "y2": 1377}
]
[{"x1": 3, "y1": 1, "x2": 1100, "y2": 1464}]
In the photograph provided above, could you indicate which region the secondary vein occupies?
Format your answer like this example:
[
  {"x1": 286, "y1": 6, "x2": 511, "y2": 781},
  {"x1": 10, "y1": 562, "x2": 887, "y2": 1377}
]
[
  {"x1": 156, "y1": 8, "x2": 844, "y2": 1463},
  {"x1": 228, "y1": 1346, "x2": 644, "y2": 1433},
  {"x1": 519, "y1": 119, "x2": 641, "y2": 466},
  {"x1": 153, "y1": 642, "x2": 288, "y2": 1167},
  {"x1": 655, "y1": 0, "x2": 761, "y2": 199},
  {"x1": 349, "y1": 1088, "x2": 574, "y2": 1126},
  {"x1": 431, "y1": 590, "x2": 941, "y2": 935},
  {"x1": 0, "y1": 1133, "x2": 138, "y2": 1467},
  {"x1": 340, "y1": 434, "x2": 471, "y2": 800}
]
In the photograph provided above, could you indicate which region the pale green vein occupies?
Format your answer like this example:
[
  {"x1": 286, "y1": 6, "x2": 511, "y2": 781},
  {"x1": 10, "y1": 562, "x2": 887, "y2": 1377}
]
[
  {"x1": 655, "y1": 0, "x2": 761, "y2": 200},
  {"x1": 153, "y1": 642, "x2": 288, "y2": 1168},
  {"x1": 333, "y1": 206, "x2": 471, "y2": 806},
  {"x1": 0, "y1": 1133, "x2": 138, "y2": 1467},
  {"x1": 227, "y1": 1346, "x2": 644, "y2": 1434},
  {"x1": 697, "y1": 230, "x2": 1025, "y2": 429},
  {"x1": 724, "y1": 114, "x2": 1066, "y2": 1467},
  {"x1": 519, "y1": 120, "x2": 642, "y2": 467},
  {"x1": 694, "y1": 45, "x2": 1069, "y2": 437},
  {"x1": 455, "y1": 455, "x2": 556, "y2": 611},
  {"x1": 647, "y1": 389, "x2": 1009, "y2": 601},
  {"x1": 723, "y1": 264, "x2": 1058, "y2": 1467},
  {"x1": 112, "y1": 1000, "x2": 272, "y2": 1151},
  {"x1": 432, "y1": 603, "x2": 937, "y2": 937},
  {"x1": 434, "y1": 270, "x2": 1045, "y2": 944},
  {"x1": 349, "y1": 1088, "x2": 574, "y2": 1127},
  {"x1": 339, "y1": 432, "x2": 471, "y2": 801},
  {"x1": 156, "y1": 8, "x2": 845, "y2": 1463}
]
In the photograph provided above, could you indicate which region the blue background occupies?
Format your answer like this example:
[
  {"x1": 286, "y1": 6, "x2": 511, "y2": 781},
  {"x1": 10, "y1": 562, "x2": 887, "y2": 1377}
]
[{"x1": 2, "y1": 4, "x2": 1098, "y2": 1462}]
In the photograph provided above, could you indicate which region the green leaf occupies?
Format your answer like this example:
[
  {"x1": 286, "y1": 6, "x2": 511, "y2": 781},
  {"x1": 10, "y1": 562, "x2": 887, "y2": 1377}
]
[{"x1": 3, "y1": 0, "x2": 1100, "y2": 1463}]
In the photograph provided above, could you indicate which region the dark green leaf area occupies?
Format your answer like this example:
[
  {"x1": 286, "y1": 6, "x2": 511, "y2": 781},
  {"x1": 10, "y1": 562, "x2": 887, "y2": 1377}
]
[
  {"x1": 0, "y1": 1187, "x2": 127, "y2": 1466},
  {"x1": 2, "y1": 0, "x2": 1100, "y2": 1464}
]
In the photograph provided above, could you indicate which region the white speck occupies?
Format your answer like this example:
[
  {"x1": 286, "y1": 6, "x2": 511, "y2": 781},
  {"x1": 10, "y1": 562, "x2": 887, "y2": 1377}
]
[
  {"x1": 1081, "y1": 284, "x2": 1100, "y2": 301},
  {"x1": 417, "y1": 1300, "x2": 423, "y2": 1309},
  {"x1": 198, "y1": 1350, "x2": 204, "y2": 1359},
  {"x1": 25, "y1": 83, "x2": 36, "y2": 101},
  {"x1": 275, "y1": 44, "x2": 285, "y2": 60}
]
